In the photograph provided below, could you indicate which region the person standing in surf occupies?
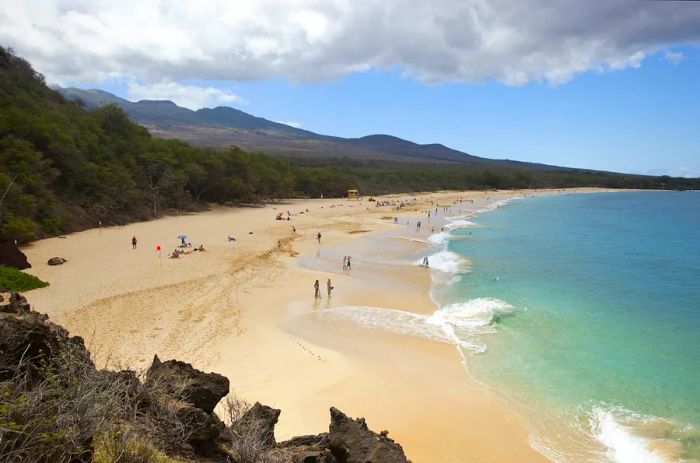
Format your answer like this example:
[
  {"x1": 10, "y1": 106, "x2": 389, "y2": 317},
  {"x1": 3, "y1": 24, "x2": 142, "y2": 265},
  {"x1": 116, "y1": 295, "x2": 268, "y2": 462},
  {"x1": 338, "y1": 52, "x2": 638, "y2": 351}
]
[{"x1": 314, "y1": 280, "x2": 321, "y2": 299}]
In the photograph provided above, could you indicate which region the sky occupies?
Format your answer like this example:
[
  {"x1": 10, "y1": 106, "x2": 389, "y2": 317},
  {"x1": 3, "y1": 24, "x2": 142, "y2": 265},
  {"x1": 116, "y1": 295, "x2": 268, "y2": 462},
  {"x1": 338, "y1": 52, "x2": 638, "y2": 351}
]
[{"x1": 1, "y1": 0, "x2": 699, "y2": 176}]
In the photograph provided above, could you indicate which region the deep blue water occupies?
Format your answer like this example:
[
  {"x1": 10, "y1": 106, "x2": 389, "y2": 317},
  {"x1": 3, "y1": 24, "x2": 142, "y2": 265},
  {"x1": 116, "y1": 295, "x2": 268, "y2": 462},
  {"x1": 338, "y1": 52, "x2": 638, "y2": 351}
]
[{"x1": 443, "y1": 191, "x2": 700, "y2": 461}]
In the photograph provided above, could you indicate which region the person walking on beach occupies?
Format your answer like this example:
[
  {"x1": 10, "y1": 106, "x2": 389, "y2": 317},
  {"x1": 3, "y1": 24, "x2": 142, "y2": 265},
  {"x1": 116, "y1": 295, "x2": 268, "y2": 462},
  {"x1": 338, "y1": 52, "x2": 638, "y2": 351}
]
[
  {"x1": 131, "y1": 236, "x2": 137, "y2": 250},
  {"x1": 327, "y1": 279, "x2": 333, "y2": 298},
  {"x1": 314, "y1": 280, "x2": 321, "y2": 299},
  {"x1": 346, "y1": 256, "x2": 352, "y2": 271},
  {"x1": 317, "y1": 232, "x2": 322, "y2": 243},
  {"x1": 292, "y1": 226, "x2": 296, "y2": 234},
  {"x1": 422, "y1": 256, "x2": 430, "y2": 267},
  {"x1": 342, "y1": 256, "x2": 348, "y2": 271}
]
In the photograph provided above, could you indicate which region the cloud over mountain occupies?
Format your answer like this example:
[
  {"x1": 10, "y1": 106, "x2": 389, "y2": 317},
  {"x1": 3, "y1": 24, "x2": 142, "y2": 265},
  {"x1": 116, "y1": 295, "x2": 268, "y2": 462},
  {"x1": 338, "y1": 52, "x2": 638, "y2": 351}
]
[
  {"x1": 1, "y1": 0, "x2": 699, "y2": 86},
  {"x1": 126, "y1": 81, "x2": 245, "y2": 110}
]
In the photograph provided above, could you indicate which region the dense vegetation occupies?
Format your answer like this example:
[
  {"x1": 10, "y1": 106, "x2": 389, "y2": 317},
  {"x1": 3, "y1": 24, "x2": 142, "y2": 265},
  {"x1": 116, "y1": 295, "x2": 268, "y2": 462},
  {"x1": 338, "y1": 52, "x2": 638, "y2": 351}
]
[
  {"x1": 0, "y1": 266, "x2": 48, "y2": 291},
  {"x1": 1, "y1": 47, "x2": 698, "y2": 243}
]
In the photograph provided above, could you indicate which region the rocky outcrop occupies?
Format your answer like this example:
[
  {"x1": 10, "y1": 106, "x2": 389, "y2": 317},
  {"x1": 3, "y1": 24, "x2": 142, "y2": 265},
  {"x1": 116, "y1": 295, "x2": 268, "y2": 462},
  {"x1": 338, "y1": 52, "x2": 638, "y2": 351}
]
[
  {"x1": 0, "y1": 235, "x2": 30, "y2": 269},
  {"x1": 0, "y1": 291, "x2": 411, "y2": 463},
  {"x1": 233, "y1": 401, "x2": 281, "y2": 448},
  {"x1": 145, "y1": 355, "x2": 229, "y2": 455},
  {"x1": 146, "y1": 355, "x2": 230, "y2": 414},
  {"x1": 268, "y1": 408, "x2": 411, "y2": 463},
  {"x1": 0, "y1": 290, "x2": 91, "y2": 380},
  {"x1": 327, "y1": 407, "x2": 409, "y2": 463},
  {"x1": 272, "y1": 434, "x2": 337, "y2": 463}
]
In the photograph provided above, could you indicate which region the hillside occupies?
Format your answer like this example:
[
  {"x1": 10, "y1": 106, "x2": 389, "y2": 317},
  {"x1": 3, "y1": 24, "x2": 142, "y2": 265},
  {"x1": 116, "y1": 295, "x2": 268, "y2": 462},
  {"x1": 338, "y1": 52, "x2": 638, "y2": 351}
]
[
  {"x1": 0, "y1": 47, "x2": 352, "y2": 243},
  {"x1": 60, "y1": 86, "x2": 533, "y2": 165},
  {"x1": 1, "y1": 47, "x2": 699, "y2": 245}
]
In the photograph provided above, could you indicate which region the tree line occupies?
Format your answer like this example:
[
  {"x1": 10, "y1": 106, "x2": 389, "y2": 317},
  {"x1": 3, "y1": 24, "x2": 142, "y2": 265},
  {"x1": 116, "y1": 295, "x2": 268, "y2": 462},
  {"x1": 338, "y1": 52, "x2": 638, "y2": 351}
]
[{"x1": 1, "y1": 47, "x2": 698, "y2": 243}]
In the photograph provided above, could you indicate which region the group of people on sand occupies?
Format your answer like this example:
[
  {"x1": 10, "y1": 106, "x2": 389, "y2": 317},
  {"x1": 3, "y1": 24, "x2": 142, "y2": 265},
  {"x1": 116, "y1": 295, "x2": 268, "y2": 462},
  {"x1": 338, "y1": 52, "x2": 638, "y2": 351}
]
[
  {"x1": 169, "y1": 244, "x2": 206, "y2": 259},
  {"x1": 130, "y1": 235, "x2": 206, "y2": 258},
  {"x1": 314, "y1": 278, "x2": 333, "y2": 299}
]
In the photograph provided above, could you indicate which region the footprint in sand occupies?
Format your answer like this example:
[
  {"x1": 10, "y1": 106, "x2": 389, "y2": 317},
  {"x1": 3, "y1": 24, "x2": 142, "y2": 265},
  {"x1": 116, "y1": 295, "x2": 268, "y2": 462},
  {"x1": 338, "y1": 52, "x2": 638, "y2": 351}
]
[{"x1": 291, "y1": 337, "x2": 326, "y2": 362}]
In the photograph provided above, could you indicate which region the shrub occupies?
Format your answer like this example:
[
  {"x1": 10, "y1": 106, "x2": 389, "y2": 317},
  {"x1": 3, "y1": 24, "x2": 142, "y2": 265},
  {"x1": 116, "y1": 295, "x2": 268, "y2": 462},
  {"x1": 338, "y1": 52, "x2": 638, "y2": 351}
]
[
  {"x1": 223, "y1": 395, "x2": 273, "y2": 463},
  {"x1": 0, "y1": 346, "x2": 191, "y2": 463},
  {"x1": 0, "y1": 266, "x2": 48, "y2": 291}
]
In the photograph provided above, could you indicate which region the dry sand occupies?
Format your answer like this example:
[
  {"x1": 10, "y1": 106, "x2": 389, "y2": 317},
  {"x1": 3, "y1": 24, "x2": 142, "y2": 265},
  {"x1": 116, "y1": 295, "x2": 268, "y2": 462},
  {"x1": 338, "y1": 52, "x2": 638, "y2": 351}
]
[{"x1": 21, "y1": 189, "x2": 605, "y2": 462}]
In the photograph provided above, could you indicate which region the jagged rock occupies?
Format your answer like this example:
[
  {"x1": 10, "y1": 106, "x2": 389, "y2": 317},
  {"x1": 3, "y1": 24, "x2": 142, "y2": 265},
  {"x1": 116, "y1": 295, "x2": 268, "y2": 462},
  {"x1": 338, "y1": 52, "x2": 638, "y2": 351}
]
[
  {"x1": 47, "y1": 256, "x2": 67, "y2": 265},
  {"x1": 0, "y1": 235, "x2": 31, "y2": 269},
  {"x1": 146, "y1": 354, "x2": 230, "y2": 413},
  {"x1": 0, "y1": 290, "x2": 30, "y2": 314},
  {"x1": 273, "y1": 434, "x2": 337, "y2": 463},
  {"x1": 0, "y1": 292, "x2": 91, "y2": 380},
  {"x1": 173, "y1": 400, "x2": 226, "y2": 455},
  {"x1": 0, "y1": 292, "x2": 411, "y2": 463},
  {"x1": 232, "y1": 402, "x2": 281, "y2": 449},
  {"x1": 328, "y1": 407, "x2": 410, "y2": 463}
]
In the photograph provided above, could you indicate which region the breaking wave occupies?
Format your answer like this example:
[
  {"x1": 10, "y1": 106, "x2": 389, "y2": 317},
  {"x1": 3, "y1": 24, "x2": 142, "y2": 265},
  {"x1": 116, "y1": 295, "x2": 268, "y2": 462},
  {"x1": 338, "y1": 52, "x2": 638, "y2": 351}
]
[{"x1": 310, "y1": 298, "x2": 514, "y2": 353}]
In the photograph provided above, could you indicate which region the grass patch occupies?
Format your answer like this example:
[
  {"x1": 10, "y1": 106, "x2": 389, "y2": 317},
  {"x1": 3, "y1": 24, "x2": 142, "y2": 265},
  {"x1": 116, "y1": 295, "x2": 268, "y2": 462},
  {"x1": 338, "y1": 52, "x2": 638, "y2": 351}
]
[{"x1": 0, "y1": 266, "x2": 48, "y2": 291}]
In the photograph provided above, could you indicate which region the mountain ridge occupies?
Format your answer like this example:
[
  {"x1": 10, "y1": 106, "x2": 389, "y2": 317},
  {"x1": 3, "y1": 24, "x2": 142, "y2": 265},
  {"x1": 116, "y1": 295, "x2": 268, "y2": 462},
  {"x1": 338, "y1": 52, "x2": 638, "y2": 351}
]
[{"x1": 58, "y1": 86, "x2": 524, "y2": 165}]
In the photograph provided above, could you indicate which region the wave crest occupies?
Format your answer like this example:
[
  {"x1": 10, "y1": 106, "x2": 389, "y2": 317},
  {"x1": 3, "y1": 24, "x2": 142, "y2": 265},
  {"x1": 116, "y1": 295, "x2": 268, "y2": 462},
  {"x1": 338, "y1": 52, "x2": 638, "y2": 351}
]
[{"x1": 309, "y1": 298, "x2": 514, "y2": 353}]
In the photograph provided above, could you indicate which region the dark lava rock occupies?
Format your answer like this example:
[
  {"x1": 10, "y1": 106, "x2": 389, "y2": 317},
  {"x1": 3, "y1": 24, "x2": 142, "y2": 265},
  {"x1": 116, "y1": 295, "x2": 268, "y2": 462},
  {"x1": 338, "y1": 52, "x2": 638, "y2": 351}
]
[
  {"x1": 273, "y1": 434, "x2": 337, "y2": 463},
  {"x1": 0, "y1": 291, "x2": 91, "y2": 380},
  {"x1": 328, "y1": 407, "x2": 410, "y2": 463},
  {"x1": 0, "y1": 236, "x2": 31, "y2": 269},
  {"x1": 47, "y1": 256, "x2": 67, "y2": 265},
  {"x1": 233, "y1": 402, "x2": 281, "y2": 449},
  {"x1": 146, "y1": 354, "x2": 230, "y2": 413}
]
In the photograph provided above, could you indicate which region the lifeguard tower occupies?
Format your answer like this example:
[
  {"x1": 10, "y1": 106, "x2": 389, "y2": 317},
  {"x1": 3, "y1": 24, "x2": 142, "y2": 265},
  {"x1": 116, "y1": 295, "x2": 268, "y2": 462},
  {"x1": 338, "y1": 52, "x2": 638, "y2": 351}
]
[{"x1": 347, "y1": 189, "x2": 359, "y2": 200}]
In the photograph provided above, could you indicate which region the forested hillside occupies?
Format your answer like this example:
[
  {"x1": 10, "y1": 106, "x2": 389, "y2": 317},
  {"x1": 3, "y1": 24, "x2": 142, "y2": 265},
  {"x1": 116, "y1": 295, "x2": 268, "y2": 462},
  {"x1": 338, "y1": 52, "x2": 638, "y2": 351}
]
[
  {"x1": 0, "y1": 47, "x2": 355, "y2": 242},
  {"x1": 1, "y1": 47, "x2": 698, "y2": 243}
]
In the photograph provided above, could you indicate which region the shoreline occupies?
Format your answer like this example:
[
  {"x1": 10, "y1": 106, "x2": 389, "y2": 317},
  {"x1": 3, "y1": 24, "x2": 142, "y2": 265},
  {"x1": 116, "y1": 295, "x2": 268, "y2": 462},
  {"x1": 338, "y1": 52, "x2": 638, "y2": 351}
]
[{"x1": 21, "y1": 188, "x2": 613, "y2": 462}]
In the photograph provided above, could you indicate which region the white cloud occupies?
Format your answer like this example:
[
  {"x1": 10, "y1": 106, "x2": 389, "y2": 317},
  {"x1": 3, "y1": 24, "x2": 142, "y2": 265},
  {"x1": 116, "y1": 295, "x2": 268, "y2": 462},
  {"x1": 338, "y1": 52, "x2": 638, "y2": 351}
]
[
  {"x1": 273, "y1": 120, "x2": 302, "y2": 128},
  {"x1": 1, "y1": 0, "x2": 699, "y2": 86},
  {"x1": 664, "y1": 50, "x2": 685, "y2": 65},
  {"x1": 126, "y1": 81, "x2": 245, "y2": 110}
]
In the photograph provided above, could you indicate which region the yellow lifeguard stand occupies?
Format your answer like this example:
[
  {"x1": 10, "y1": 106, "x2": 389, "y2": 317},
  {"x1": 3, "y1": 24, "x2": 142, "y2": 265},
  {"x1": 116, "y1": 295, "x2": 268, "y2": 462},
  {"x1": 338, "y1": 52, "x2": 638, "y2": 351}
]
[{"x1": 347, "y1": 189, "x2": 359, "y2": 200}]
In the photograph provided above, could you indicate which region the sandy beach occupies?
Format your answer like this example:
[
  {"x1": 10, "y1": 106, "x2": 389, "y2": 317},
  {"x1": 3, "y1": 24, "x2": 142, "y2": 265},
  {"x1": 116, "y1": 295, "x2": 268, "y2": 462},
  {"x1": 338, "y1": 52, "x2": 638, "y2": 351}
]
[{"x1": 21, "y1": 189, "x2": 603, "y2": 462}]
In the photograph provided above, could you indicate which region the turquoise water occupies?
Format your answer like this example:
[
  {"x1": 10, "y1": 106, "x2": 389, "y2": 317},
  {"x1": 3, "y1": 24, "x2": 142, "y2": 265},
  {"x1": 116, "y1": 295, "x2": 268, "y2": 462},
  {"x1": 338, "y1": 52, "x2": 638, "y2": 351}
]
[{"x1": 441, "y1": 192, "x2": 700, "y2": 462}]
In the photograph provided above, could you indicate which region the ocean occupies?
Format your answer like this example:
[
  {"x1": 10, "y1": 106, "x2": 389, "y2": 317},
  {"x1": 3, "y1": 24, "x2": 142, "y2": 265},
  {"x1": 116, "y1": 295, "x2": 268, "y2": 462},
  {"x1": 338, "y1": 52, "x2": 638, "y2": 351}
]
[{"x1": 430, "y1": 191, "x2": 700, "y2": 462}]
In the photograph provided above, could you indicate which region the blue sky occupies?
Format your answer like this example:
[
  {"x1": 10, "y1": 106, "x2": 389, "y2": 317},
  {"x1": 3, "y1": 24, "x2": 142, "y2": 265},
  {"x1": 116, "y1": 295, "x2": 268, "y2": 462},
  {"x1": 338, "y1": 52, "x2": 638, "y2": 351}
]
[
  {"x1": 4, "y1": 1, "x2": 699, "y2": 177},
  {"x1": 76, "y1": 46, "x2": 700, "y2": 177}
]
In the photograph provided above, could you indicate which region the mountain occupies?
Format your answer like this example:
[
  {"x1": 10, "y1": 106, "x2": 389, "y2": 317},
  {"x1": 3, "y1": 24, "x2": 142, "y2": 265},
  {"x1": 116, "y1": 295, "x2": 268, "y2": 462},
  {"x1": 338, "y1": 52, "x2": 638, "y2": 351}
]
[{"x1": 58, "y1": 86, "x2": 524, "y2": 165}]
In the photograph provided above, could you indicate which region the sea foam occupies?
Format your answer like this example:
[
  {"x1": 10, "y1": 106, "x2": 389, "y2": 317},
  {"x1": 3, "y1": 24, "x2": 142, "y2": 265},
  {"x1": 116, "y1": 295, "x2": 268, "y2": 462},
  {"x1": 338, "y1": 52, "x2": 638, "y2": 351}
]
[
  {"x1": 419, "y1": 250, "x2": 470, "y2": 275},
  {"x1": 589, "y1": 406, "x2": 672, "y2": 463},
  {"x1": 311, "y1": 298, "x2": 514, "y2": 353}
]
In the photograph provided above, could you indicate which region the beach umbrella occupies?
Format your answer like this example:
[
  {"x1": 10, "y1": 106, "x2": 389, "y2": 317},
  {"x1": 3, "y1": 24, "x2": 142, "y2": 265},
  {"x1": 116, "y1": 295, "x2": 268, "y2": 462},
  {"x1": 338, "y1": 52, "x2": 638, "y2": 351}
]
[{"x1": 177, "y1": 234, "x2": 188, "y2": 239}]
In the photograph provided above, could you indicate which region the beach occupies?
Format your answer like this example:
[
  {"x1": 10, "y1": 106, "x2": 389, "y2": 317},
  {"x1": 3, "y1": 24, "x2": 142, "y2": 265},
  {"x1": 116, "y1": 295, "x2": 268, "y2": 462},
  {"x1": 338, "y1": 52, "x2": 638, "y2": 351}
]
[{"x1": 21, "y1": 189, "x2": 601, "y2": 462}]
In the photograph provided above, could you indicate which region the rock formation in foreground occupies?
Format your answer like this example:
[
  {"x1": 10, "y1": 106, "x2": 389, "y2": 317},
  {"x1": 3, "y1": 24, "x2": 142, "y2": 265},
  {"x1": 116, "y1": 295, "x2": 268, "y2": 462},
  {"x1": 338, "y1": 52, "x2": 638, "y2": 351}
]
[
  {"x1": 0, "y1": 233, "x2": 30, "y2": 269},
  {"x1": 0, "y1": 289, "x2": 411, "y2": 462}
]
